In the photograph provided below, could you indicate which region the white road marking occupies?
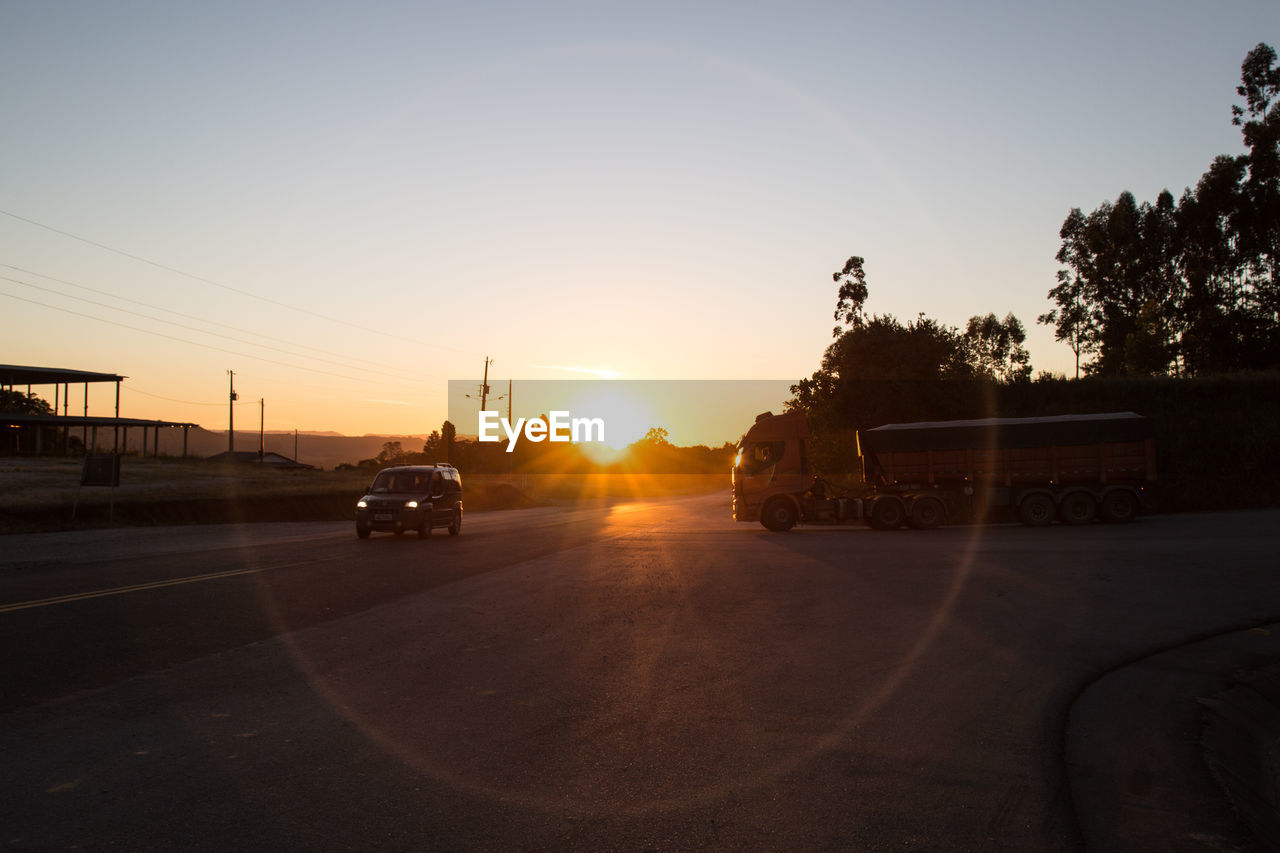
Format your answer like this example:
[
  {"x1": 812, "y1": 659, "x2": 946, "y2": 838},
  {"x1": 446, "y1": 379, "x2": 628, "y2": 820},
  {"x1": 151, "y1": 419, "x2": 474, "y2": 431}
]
[{"x1": 0, "y1": 558, "x2": 325, "y2": 614}]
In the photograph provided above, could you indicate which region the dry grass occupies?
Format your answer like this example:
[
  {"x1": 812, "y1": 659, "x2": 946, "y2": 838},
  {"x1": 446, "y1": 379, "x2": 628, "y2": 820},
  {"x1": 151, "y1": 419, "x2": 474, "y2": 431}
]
[
  {"x1": 0, "y1": 458, "x2": 727, "y2": 533},
  {"x1": 0, "y1": 457, "x2": 371, "y2": 509}
]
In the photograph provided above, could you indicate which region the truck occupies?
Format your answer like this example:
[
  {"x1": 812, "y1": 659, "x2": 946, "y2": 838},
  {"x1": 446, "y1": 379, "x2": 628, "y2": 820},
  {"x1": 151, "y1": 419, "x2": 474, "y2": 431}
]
[{"x1": 732, "y1": 410, "x2": 1156, "y2": 531}]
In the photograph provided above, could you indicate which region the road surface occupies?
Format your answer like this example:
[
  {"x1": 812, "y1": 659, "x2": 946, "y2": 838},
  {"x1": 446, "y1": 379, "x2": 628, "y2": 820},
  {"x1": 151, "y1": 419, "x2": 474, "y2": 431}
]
[{"x1": 2, "y1": 494, "x2": 1278, "y2": 850}]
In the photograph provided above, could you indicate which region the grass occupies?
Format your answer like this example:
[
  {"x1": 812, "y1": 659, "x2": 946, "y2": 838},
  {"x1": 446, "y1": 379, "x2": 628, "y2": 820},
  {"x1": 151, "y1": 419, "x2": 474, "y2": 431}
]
[{"x1": 0, "y1": 457, "x2": 728, "y2": 534}]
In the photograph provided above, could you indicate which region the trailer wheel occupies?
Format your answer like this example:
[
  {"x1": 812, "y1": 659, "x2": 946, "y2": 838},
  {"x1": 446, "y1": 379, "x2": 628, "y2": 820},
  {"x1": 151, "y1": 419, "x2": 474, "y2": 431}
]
[
  {"x1": 1100, "y1": 489, "x2": 1139, "y2": 524},
  {"x1": 1058, "y1": 491, "x2": 1097, "y2": 525},
  {"x1": 1017, "y1": 493, "x2": 1055, "y2": 527},
  {"x1": 761, "y1": 499, "x2": 798, "y2": 532},
  {"x1": 869, "y1": 496, "x2": 907, "y2": 530},
  {"x1": 907, "y1": 496, "x2": 945, "y2": 530}
]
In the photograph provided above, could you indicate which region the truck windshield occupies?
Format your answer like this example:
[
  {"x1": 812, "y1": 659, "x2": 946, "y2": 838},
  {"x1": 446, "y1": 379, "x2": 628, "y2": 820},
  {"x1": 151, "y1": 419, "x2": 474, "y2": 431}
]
[{"x1": 737, "y1": 441, "x2": 784, "y2": 476}]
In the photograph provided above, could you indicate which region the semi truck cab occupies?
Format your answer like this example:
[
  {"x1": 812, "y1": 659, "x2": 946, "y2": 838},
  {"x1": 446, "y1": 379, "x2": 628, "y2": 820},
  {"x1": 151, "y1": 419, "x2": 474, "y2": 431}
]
[{"x1": 732, "y1": 410, "x2": 816, "y2": 530}]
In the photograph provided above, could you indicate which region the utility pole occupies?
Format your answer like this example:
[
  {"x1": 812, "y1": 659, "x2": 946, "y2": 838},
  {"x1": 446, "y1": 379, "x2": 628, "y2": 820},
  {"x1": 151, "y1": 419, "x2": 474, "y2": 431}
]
[
  {"x1": 227, "y1": 370, "x2": 237, "y2": 453},
  {"x1": 259, "y1": 398, "x2": 265, "y2": 461},
  {"x1": 465, "y1": 357, "x2": 495, "y2": 423}
]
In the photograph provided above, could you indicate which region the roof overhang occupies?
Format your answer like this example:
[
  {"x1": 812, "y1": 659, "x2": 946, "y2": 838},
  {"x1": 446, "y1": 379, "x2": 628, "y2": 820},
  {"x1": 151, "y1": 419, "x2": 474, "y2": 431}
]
[{"x1": 0, "y1": 365, "x2": 127, "y2": 386}]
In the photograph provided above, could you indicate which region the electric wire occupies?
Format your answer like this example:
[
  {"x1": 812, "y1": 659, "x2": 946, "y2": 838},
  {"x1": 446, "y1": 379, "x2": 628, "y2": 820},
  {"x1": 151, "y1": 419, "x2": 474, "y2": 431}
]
[
  {"x1": 0, "y1": 271, "x2": 440, "y2": 387},
  {"x1": 0, "y1": 288, "x2": 445, "y2": 394},
  {"x1": 123, "y1": 386, "x2": 228, "y2": 406},
  {"x1": 0, "y1": 261, "x2": 449, "y2": 382},
  {"x1": 0, "y1": 208, "x2": 479, "y2": 356}
]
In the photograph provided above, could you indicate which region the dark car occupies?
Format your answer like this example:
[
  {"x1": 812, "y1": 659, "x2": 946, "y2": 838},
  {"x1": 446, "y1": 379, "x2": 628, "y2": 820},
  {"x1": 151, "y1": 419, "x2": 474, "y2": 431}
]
[{"x1": 355, "y1": 464, "x2": 463, "y2": 539}]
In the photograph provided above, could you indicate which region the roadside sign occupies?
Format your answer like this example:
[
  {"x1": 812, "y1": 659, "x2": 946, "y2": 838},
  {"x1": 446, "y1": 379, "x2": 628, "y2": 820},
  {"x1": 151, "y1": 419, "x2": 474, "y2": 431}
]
[{"x1": 81, "y1": 454, "x2": 121, "y2": 487}]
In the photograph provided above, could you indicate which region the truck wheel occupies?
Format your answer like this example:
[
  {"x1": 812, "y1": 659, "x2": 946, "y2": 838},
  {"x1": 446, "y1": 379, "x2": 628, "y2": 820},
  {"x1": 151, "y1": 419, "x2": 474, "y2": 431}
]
[
  {"x1": 1058, "y1": 491, "x2": 1097, "y2": 525},
  {"x1": 907, "y1": 496, "x2": 945, "y2": 530},
  {"x1": 1100, "y1": 489, "x2": 1139, "y2": 523},
  {"x1": 869, "y1": 496, "x2": 906, "y2": 530},
  {"x1": 761, "y1": 499, "x2": 798, "y2": 532},
  {"x1": 1017, "y1": 493, "x2": 1054, "y2": 527}
]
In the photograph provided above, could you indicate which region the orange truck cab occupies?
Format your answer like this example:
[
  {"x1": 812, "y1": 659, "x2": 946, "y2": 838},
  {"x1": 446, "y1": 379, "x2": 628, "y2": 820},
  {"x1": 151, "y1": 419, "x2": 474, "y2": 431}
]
[{"x1": 732, "y1": 410, "x2": 819, "y2": 531}]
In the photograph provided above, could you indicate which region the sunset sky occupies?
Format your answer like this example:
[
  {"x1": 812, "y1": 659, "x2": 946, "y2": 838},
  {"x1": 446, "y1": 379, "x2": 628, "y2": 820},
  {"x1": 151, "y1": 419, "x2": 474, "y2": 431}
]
[{"x1": 2, "y1": 1, "x2": 1275, "y2": 444}]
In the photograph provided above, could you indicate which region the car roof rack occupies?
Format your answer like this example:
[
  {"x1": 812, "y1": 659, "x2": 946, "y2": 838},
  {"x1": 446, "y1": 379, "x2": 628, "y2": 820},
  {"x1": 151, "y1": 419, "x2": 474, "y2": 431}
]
[{"x1": 434, "y1": 462, "x2": 455, "y2": 468}]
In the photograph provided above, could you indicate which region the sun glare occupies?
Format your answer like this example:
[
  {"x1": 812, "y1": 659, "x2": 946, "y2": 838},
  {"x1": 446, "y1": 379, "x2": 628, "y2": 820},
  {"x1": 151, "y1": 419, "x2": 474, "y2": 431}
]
[{"x1": 566, "y1": 386, "x2": 657, "y2": 464}]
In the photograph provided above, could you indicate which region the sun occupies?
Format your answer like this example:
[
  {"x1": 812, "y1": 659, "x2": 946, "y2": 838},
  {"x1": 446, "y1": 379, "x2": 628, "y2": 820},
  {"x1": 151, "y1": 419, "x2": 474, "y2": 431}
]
[{"x1": 565, "y1": 386, "x2": 657, "y2": 465}]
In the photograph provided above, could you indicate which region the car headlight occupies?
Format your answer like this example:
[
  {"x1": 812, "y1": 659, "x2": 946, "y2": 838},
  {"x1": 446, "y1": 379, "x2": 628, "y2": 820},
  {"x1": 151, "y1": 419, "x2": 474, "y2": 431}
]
[
  {"x1": 357, "y1": 500, "x2": 367, "y2": 508},
  {"x1": 404, "y1": 500, "x2": 418, "y2": 509}
]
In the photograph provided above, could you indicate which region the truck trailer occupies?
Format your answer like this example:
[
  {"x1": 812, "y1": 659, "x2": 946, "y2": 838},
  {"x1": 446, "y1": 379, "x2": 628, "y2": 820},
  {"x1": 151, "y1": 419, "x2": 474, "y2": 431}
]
[{"x1": 732, "y1": 410, "x2": 1155, "y2": 531}]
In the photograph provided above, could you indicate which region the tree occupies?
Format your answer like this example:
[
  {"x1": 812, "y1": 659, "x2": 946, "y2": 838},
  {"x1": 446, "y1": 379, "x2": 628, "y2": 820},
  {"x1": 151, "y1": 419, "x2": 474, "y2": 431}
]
[
  {"x1": 0, "y1": 389, "x2": 53, "y2": 415},
  {"x1": 1176, "y1": 156, "x2": 1249, "y2": 372},
  {"x1": 640, "y1": 426, "x2": 670, "y2": 446},
  {"x1": 1041, "y1": 43, "x2": 1280, "y2": 376},
  {"x1": 441, "y1": 420, "x2": 456, "y2": 463},
  {"x1": 376, "y1": 441, "x2": 407, "y2": 465},
  {"x1": 964, "y1": 313, "x2": 1031, "y2": 383},
  {"x1": 422, "y1": 430, "x2": 442, "y2": 455},
  {"x1": 1123, "y1": 300, "x2": 1174, "y2": 375},
  {"x1": 1044, "y1": 191, "x2": 1182, "y2": 375},
  {"x1": 831, "y1": 255, "x2": 869, "y2": 336},
  {"x1": 1233, "y1": 43, "x2": 1280, "y2": 365}
]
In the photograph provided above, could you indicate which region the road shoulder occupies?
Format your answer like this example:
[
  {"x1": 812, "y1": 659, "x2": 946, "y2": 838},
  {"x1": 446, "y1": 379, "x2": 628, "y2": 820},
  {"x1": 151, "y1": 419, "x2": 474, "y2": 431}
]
[{"x1": 1067, "y1": 623, "x2": 1280, "y2": 852}]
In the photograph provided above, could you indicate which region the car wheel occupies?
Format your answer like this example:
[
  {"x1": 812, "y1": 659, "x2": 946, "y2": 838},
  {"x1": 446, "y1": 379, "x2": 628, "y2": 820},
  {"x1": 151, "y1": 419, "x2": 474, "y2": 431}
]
[
  {"x1": 418, "y1": 520, "x2": 431, "y2": 538},
  {"x1": 448, "y1": 509, "x2": 462, "y2": 536},
  {"x1": 356, "y1": 523, "x2": 371, "y2": 539}
]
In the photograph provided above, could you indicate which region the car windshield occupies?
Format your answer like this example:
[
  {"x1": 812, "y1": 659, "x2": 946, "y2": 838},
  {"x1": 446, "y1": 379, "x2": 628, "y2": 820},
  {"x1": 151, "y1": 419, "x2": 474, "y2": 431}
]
[{"x1": 371, "y1": 471, "x2": 432, "y2": 493}]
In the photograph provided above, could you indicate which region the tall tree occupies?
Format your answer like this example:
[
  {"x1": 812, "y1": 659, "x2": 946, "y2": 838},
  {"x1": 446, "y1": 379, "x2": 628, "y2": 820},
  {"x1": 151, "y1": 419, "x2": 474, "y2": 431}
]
[
  {"x1": 831, "y1": 255, "x2": 869, "y2": 336},
  {"x1": 1233, "y1": 43, "x2": 1280, "y2": 365},
  {"x1": 964, "y1": 312, "x2": 1031, "y2": 382},
  {"x1": 1042, "y1": 43, "x2": 1280, "y2": 376},
  {"x1": 441, "y1": 420, "x2": 456, "y2": 463}
]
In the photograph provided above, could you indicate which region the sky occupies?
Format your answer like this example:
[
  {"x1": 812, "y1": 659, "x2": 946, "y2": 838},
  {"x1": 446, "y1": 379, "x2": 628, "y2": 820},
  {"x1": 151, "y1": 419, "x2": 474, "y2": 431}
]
[{"x1": 1, "y1": 0, "x2": 1276, "y2": 445}]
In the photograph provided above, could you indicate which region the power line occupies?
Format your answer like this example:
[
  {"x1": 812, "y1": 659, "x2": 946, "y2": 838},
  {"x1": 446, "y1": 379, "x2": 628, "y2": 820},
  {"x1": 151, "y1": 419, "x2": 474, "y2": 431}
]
[
  {"x1": 0, "y1": 271, "x2": 442, "y2": 386},
  {"x1": 0, "y1": 261, "x2": 450, "y2": 382},
  {"x1": 123, "y1": 386, "x2": 225, "y2": 406},
  {"x1": 0, "y1": 288, "x2": 443, "y2": 392},
  {"x1": 0, "y1": 207, "x2": 479, "y2": 355}
]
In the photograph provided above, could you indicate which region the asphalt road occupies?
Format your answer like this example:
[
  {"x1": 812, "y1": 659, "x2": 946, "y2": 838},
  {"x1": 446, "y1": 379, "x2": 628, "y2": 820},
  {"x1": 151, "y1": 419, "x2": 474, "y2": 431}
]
[{"x1": 1, "y1": 494, "x2": 1278, "y2": 851}]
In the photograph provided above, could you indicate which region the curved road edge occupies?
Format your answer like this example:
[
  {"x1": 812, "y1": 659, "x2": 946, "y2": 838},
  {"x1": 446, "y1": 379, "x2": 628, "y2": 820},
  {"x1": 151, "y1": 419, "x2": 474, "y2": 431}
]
[{"x1": 1066, "y1": 621, "x2": 1280, "y2": 852}]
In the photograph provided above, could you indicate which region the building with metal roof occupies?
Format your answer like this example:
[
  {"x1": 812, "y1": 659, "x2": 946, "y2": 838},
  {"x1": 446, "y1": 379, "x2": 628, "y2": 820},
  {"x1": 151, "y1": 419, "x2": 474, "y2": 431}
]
[{"x1": 1, "y1": 363, "x2": 197, "y2": 456}]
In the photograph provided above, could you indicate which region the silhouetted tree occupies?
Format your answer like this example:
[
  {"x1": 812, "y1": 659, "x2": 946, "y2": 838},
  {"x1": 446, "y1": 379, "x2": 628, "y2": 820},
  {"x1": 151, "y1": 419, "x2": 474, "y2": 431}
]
[
  {"x1": 1041, "y1": 43, "x2": 1280, "y2": 376},
  {"x1": 964, "y1": 312, "x2": 1032, "y2": 383},
  {"x1": 0, "y1": 389, "x2": 53, "y2": 414},
  {"x1": 832, "y1": 255, "x2": 870, "y2": 336},
  {"x1": 422, "y1": 430, "x2": 441, "y2": 455},
  {"x1": 376, "y1": 441, "x2": 406, "y2": 465},
  {"x1": 441, "y1": 420, "x2": 456, "y2": 464}
]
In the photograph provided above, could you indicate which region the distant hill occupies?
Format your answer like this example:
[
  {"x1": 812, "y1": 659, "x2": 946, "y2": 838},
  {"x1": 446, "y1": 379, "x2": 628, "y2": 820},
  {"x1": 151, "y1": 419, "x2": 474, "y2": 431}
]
[{"x1": 120, "y1": 426, "x2": 429, "y2": 470}]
